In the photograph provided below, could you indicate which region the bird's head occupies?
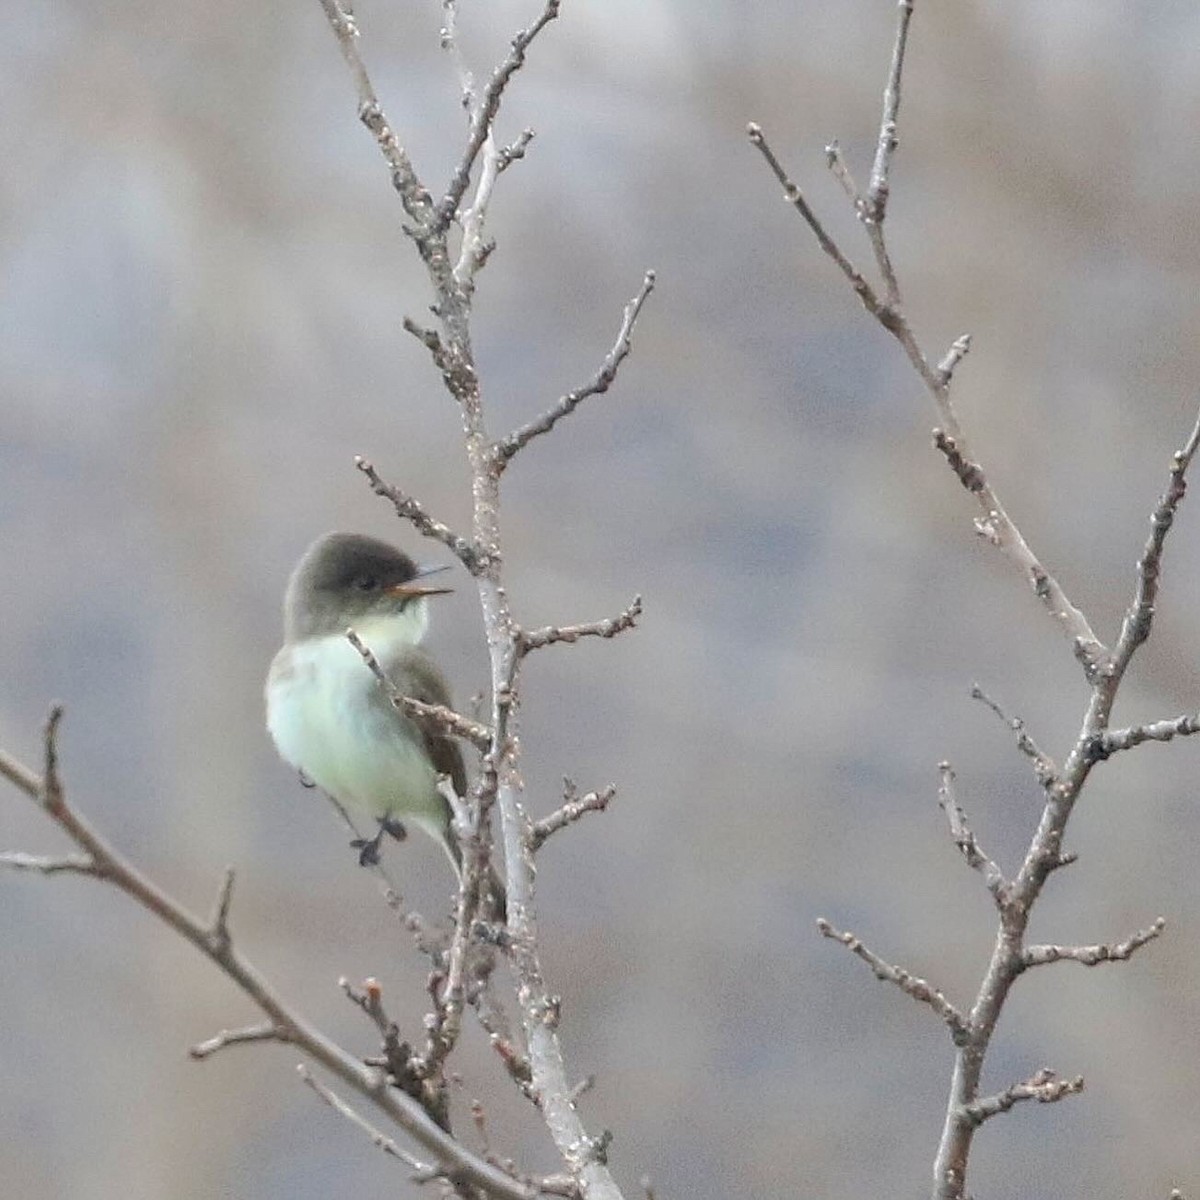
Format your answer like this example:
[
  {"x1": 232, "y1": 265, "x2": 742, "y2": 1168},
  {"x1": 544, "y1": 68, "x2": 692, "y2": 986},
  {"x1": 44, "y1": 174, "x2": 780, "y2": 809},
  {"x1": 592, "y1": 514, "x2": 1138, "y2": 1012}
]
[{"x1": 284, "y1": 532, "x2": 452, "y2": 645}]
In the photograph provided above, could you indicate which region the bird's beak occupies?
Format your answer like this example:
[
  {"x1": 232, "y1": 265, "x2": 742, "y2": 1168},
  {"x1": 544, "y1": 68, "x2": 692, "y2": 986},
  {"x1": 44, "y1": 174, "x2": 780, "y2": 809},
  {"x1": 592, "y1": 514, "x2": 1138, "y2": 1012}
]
[{"x1": 385, "y1": 572, "x2": 453, "y2": 600}]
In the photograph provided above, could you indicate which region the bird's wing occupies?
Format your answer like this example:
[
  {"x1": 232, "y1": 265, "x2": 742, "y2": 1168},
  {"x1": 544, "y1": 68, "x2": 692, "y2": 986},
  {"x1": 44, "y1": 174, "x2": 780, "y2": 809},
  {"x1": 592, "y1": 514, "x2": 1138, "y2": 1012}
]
[{"x1": 379, "y1": 645, "x2": 469, "y2": 799}]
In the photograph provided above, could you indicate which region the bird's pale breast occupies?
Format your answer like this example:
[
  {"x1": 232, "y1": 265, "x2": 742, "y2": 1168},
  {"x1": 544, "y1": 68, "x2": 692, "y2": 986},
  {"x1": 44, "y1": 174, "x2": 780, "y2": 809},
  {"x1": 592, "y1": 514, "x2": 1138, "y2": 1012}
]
[{"x1": 266, "y1": 632, "x2": 443, "y2": 829}]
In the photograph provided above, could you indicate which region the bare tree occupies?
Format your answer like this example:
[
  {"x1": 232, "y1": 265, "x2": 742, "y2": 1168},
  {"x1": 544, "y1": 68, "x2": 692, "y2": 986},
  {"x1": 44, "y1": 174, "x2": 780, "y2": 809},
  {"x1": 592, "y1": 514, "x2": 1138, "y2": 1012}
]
[
  {"x1": 749, "y1": 3, "x2": 1193, "y2": 1198},
  {"x1": 0, "y1": 3, "x2": 650, "y2": 1198}
]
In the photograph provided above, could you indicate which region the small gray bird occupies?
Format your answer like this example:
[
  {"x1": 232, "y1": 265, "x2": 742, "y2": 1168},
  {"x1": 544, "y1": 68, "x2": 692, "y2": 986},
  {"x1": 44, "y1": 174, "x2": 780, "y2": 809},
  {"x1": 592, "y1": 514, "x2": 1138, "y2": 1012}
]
[{"x1": 266, "y1": 532, "x2": 469, "y2": 874}]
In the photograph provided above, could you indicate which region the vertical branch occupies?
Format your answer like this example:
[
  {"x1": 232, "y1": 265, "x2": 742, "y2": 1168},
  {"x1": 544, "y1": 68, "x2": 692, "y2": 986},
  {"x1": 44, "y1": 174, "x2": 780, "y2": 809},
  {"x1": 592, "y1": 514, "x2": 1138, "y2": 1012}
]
[
  {"x1": 750, "y1": 5, "x2": 1196, "y2": 1199},
  {"x1": 319, "y1": 4, "x2": 633, "y2": 1196}
]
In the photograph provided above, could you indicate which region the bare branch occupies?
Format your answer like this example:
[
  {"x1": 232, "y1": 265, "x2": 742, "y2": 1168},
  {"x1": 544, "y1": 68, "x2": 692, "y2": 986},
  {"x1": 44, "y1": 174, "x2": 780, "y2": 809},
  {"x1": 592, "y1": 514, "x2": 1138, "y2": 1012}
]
[
  {"x1": 936, "y1": 763, "x2": 1007, "y2": 906},
  {"x1": 320, "y1": 4, "x2": 634, "y2": 1192},
  {"x1": 420, "y1": 850, "x2": 491, "y2": 1093},
  {"x1": 1111, "y1": 407, "x2": 1200, "y2": 669},
  {"x1": 315, "y1": 0, "x2": 436, "y2": 230},
  {"x1": 207, "y1": 866, "x2": 236, "y2": 951},
  {"x1": 816, "y1": 918, "x2": 968, "y2": 1042},
  {"x1": 436, "y1": 0, "x2": 561, "y2": 230},
  {"x1": 0, "y1": 747, "x2": 41, "y2": 800},
  {"x1": 935, "y1": 334, "x2": 972, "y2": 388},
  {"x1": 862, "y1": 0, "x2": 914, "y2": 303},
  {"x1": 747, "y1": 124, "x2": 881, "y2": 319},
  {"x1": 498, "y1": 128, "x2": 535, "y2": 172},
  {"x1": 0, "y1": 719, "x2": 540, "y2": 1200},
  {"x1": 1022, "y1": 918, "x2": 1166, "y2": 970},
  {"x1": 297, "y1": 1063, "x2": 438, "y2": 1178},
  {"x1": 530, "y1": 783, "x2": 616, "y2": 852},
  {"x1": 1087, "y1": 712, "x2": 1200, "y2": 762},
  {"x1": 969, "y1": 685, "x2": 1057, "y2": 787},
  {"x1": 355, "y1": 457, "x2": 479, "y2": 573},
  {"x1": 454, "y1": 130, "x2": 504, "y2": 286},
  {"x1": 0, "y1": 851, "x2": 97, "y2": 875},
  {"x1": 346, "y1": 628, "x2": 491, "y2": 751},
  {"x1": 189, "y1": 1021, "x2": 286, "y2": 1061},
  {"x1": 824, "y1": 140, "x2": 865, "y2": 210},
  {"x1": 538, "y1": 1178, "x2": 581, "y2": 1200},
  {"x1": 755, "y1": 4, "x2": 1200, "y2": 1198},
  {"x1": 402, "y1": 316, "x2": 450, "y2": 366},
  {"x1": 496, "y1": 272, "x2": 656, "y2": 464},
  {"x1": 41, "y1": 705, "x2": 65, "y2": 814},
  {"x1": 961, "y1": 1068, "x2": 1084, "y2": 1128},
  {"x1": 340, "y1": 976, "x2": 429, "y2": 1111},
  {"x1": 748, "y1": 124, "x2": 1106, "y2": 678},
  {"x1": 931, "y1": 428, "x2": 985, "y2": 494},
  {"x1": 519, "y1": 597, "x2": 642, "y2": 655},
  {"x1": 440, "y1": 0, "x2": 477, "y2": 113}
]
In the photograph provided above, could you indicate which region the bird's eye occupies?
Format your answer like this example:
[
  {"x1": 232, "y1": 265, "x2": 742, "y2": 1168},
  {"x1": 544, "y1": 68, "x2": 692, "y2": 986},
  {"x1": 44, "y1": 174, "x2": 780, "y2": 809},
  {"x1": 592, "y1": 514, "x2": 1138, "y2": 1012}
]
[{"x1": 355, "y1": 575, "x2": 379, "y2": 592}]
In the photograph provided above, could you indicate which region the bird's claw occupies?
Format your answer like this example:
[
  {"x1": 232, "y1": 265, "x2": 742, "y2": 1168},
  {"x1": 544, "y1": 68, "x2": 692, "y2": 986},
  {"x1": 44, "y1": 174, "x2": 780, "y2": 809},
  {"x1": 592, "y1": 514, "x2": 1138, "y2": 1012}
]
[
  {"x1": 381, "y1": 816, "x2": 407, "y2": 842},
  {"x1": 351, "y1": 835, "x2": 382, "y2": 867}
]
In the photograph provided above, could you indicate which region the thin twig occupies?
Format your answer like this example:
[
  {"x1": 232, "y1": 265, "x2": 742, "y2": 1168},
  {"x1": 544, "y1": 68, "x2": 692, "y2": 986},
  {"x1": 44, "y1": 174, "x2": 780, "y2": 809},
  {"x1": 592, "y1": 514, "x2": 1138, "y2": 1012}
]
[
  {"x1": 746, "y1": 122, "x2": 1106, "y2": 676},
  {"x1": 454, "y1": 129, "x2": 504, "y2": 286},
  {"x1": 41, "y1": 705, "x2": 65, "y2": 814},
  {"x1": 961, "y1": 1068, "x2": 1084, "y2": 1128},
  {"x1": 824, "y1": 140, "x2": 865, "y2": 211},
  {"x1": 207, "y1": 866, "x2": 236, "y2": 951},
  {"x1": 862, "y1": 0, "x2": 914, "y2": 303},
  {"x1": 747, "y1": 124, "x2": 880, "y2": 319},
  {"x1": 969, "y1": 685, "x2": 1057, "y2": 787},
  {"x1": 530, "y1": 783, "x2": 616, "y2": 852},
  {"x1": 315, "y1": 0, "x2": 436, "y2": 231},
  {"x1": 402, "y1": 317, "x2": 452, "y2": 373},
  {"x1": 297, "y1": 1063, "x2": 438, "y2": 1178},
  {"x1": 0, "y1": 748, "x2": 41, "y2": 798},
  {"x1": 0, "y1": 851, "x2": 97, "y2": 875},
  {"x1": 189, "y1": 1022, "x2": 286, "y2": 1061},
  {"x1": 1087, "y1": 712, "x2": 1200, "y2": 761},
  {"x1": 936, "y1": 763, "x2": 1007, "y2": 907},
  {"x1": 1109, "y1": 409, "x2": 1200, "y2": 673},
  {"x1": 816, "y1": 918, "x2": 968, "y2": 1042},
  {"x1": 355, "y1": 457, "x2": 479, "y2": 573},
  {"x1": 498, "y1": 129, "x2": 535, "y2": 172},
  {"x1": 436, "y1": 0, "x2": 561, "y2": 230},
  {"x1": 441, "y1": 0, "x2": 477, "y2": 114},
  {"x1": 519, "y1": 597, "x2": 642, "y2": 655},
  {"x1": 346, "y1": 628, "x2": 491, "y2": 751},
  {"x1": 935, "y1": 335, "x2": 972, "y2": 388},
  {"x1": 1021, "y1": 918, "x2": 1166, "y2": 970},
  {"x1": 0, "y1": 714, "x2": 540, "y2": 1200},
  {"x1": 496, "y1": 273, "x2": 656, "y2": 464}
]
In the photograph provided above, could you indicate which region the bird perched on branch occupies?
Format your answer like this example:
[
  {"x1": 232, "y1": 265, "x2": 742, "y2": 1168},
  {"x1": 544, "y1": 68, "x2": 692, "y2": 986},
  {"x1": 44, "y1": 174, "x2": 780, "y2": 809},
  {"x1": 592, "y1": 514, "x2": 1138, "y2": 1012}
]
[{"x1": 266, "y1": 532, "x2": 501, "y2": 911}]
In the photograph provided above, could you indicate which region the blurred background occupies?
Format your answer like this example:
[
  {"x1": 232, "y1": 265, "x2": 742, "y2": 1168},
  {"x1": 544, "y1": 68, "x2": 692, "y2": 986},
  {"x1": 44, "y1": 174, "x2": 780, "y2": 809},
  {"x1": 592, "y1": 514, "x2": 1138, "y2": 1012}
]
[{"x1": 4, "y1": 0, "x2": 1200, "y2": 1195}]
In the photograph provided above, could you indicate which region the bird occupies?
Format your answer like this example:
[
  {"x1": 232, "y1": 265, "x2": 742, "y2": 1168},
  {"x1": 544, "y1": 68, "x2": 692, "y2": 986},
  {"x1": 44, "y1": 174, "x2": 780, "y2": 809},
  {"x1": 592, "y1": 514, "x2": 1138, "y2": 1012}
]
[{"x1": 265, "y1": 531, "x2": 483, "y2": 883}]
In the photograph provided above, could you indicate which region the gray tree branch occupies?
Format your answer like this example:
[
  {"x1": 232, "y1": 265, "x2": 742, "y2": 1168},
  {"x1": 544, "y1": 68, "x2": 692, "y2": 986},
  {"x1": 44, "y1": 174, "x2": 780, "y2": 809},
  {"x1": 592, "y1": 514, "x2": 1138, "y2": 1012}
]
[
  {"x1": 0, "y1": 709, "x2": 541, "y2": 1200},
  {"x1": 750, "y1": 3, "x2": 1197, "y2": 1198},
  {"x1": 321, "y1": 3, "x2": 642, "y2": 1195}
]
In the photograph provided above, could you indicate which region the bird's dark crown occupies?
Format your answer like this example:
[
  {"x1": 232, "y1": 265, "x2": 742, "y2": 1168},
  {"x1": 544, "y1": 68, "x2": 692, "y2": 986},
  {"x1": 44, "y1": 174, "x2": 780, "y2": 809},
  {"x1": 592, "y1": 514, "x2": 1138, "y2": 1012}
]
[{"x1": 284, "y1": 532, "x2": 426, "y2": 640}]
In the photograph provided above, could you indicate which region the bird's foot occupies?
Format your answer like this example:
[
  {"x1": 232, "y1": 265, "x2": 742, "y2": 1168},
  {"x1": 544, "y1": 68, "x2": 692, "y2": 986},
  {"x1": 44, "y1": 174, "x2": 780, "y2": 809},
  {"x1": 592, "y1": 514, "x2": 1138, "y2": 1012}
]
[
  {"x1": 351, "y1": 829, "x2": 384, "y2": 867},
  {"x1": 351, "y1": 817, "x2": 407, "y2": 867}
]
